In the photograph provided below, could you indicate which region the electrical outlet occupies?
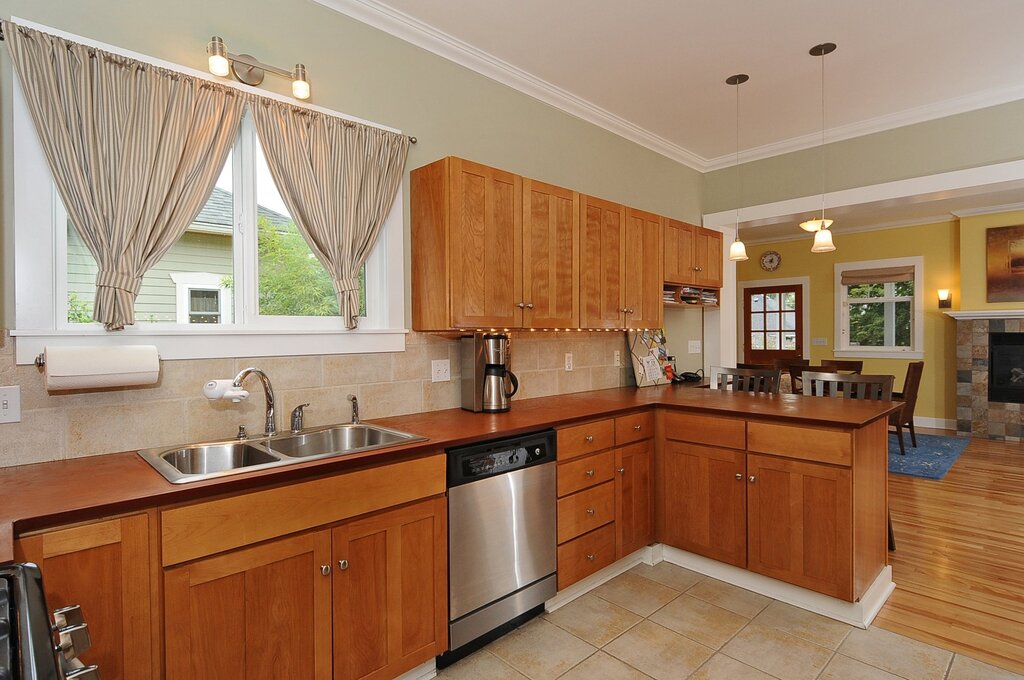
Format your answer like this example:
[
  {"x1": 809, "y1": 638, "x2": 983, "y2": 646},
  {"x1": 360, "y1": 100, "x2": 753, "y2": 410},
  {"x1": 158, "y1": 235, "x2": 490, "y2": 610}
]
[
  {"x1": 430, "y1": 359, "x2": 451, "y2": 383},
  {"x1": 688, "y1": 340, "x2": 702, "y2": 354},
  {"x1": 0, "y1": 386, "x2": 21, "y2": 424},
  {"x1": 812, "y1": 337, "x2": 828, "y2": 346},
  {"x1": 564, "y1": 352, "x2": 574, "y2": 371},
  {"x1": 614, "y1": 350, "x2": 622, "y2": 367}
]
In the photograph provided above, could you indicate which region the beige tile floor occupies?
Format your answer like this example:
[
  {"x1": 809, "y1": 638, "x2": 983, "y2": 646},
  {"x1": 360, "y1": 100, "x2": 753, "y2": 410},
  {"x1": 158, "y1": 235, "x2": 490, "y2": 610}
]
[{"x1": 437, "y1": 562, "x2": 1024, "y2": 680}]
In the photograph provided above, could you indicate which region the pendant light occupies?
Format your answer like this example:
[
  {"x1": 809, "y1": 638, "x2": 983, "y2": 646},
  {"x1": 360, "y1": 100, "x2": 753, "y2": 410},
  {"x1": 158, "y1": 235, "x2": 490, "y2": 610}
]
[
  {"x1": 727, "y1": 73, "x2": 750, "y2": 262},
  {"x1": 800, "y1": 42, "x2": 837, "y2": 253}
]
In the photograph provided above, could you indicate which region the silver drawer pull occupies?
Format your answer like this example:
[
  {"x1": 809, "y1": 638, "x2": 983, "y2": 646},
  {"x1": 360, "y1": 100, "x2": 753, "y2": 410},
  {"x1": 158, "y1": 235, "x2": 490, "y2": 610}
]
[
  {"x1": 633, "y1": 425, "x2": 642, "y2": 431},
  {"x1": 617, "y1": 467, "x2": 625, "y2": 474},
  {"x1": 586, "y1": 553, "x2": 596, "y2": 561},
  {"x1": 585, "y1": 469, "x2": 595, "y2": 477},
  {"x1": 749, "y1": 475, "x2": 757, "y2": 483},
  {"x1": 338, "y1": 559, "x2": 349, "y2": 571},
  {"x1": 586, "y1": 508, "x2": 595, "y2": 516},
  {"x1": 735, "y1": 473, "x2": 743, "y2": 480},
  {"x1": 585, "y1": 435, "x2": 594, "y2": 443},
  {"x1": 320, "y1": 564, "x2": 332, "y2": 576}
]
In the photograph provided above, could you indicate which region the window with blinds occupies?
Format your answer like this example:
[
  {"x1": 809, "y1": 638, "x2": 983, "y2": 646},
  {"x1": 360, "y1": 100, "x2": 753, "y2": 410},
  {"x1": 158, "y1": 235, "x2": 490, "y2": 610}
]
[{"x1": 834, "y1": 257, "x2": 924, "y2": 358}]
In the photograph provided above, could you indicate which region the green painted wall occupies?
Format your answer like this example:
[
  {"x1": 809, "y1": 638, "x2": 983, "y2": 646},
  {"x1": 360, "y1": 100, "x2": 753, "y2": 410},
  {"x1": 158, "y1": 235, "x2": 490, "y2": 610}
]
[
  {"x1": 0, "y1": 0, "x2": 704, "y2": 325},
  {"x1": 705, "y1": 99, "x2": 1024, "y2": 213}
]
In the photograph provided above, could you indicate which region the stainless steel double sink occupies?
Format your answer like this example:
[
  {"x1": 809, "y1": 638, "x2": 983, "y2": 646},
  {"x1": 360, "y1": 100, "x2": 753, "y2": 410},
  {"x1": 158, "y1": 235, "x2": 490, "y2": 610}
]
[{"x1": 139, "y1": 423, "x2": 427, "y2": 484}]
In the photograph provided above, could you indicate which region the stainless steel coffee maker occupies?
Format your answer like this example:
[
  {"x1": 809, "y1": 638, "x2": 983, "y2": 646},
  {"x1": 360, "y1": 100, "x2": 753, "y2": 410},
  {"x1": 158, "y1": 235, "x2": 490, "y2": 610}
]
[{"x1": 460, "y1": 334, "x2": 519, "y2": 412}]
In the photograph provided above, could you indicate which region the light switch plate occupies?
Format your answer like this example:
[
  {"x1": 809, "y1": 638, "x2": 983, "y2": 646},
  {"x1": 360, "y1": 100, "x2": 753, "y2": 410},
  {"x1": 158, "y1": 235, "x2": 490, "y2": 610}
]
[
  {"x1": 688, "y1": 340, "x2": 702, "y2": 354},
  {"x1": 614, "y1": 350, "x2": 621, "y2": 367},
  {"x1": 0, "y1": 386, "x2": 21, "y2": 424},
  {"x1": 812, "y1": 337, "x2": 829, "y2": 346},
  {"x1": 430, "y1": 359, "x2": 450, "y2": 383},
  {"x1": 564, "y1": 352, "x2": 574, "y2": 371}
]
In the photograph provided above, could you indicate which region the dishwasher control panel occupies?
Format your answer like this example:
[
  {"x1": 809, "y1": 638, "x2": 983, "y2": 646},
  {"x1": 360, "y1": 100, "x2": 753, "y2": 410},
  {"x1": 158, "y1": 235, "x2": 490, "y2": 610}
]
[{"x1": 446, "y1": 429, "x2": 556, "y2": 487}]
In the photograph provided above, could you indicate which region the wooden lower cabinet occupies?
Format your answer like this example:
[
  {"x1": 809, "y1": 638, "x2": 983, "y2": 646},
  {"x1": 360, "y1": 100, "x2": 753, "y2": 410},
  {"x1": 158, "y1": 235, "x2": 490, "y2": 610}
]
[
  {"x1": 746, "y1": 454, "x2": 853, "y2": 600},
  {"x1": 557, "y1": 524, "x2": 616, "y2": 590},
  {"x1": 332, "y1": 497, "x2": 448, "y2": 680},
  {"x1": 614, "y1": 441, "x2": 652, "y2": 558},
  {"x1": 660, "y1": 441, "x2": 747, "y2": 568},
  {"x1": 164, "y1": 530, "x2": 334, "y2": 680},
  {"x1": 15, "y1": 514, "x2": 154, "y2": 680}
]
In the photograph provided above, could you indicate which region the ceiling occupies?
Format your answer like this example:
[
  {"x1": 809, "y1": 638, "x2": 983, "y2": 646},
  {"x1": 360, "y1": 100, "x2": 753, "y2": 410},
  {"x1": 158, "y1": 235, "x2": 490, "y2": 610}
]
[{"x1": 322, "y1": 0, "x2": 1024, "y2": 169}]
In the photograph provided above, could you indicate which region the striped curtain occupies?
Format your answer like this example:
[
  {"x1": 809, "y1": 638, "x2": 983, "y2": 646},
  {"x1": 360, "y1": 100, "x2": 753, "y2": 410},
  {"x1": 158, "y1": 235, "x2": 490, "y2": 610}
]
[
  {"x1": 250, "y1": 98, "x2": 410, "y2": 328},
  {"x1": 4, "y1": 21, "x2": 244, "y2": 330}
]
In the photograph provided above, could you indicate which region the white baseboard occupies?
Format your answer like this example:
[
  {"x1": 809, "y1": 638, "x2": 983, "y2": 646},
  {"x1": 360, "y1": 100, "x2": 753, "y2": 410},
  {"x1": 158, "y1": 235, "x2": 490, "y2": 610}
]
[
  {"x1": 661, "y1": 546, "x2": 894, "y2": 629},
  {"x1": 544, "y1": 545, "x2": 656, "y2": 612},
  {"x1": 395, "y1": 659, "x2": 436, "y2": 680},
  {"x1": 913, "y1": 416, "x2": 955, "y2": 430}
]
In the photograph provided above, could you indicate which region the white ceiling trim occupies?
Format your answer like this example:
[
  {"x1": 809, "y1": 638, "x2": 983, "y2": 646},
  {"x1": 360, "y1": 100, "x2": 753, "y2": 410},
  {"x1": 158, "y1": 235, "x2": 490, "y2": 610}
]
[
  {"x1": 951, "y1": 201, "x2": 1024, "y2": 218},
  {"x1": 703, "y1": 81, "x2": 1024, "y2": 171},
  {"x1": 314, "y1": 0, "x2": 707, "y2": 170},
  {"x1": 739, "y1": 214, "x2": 959, "y2": 246}
]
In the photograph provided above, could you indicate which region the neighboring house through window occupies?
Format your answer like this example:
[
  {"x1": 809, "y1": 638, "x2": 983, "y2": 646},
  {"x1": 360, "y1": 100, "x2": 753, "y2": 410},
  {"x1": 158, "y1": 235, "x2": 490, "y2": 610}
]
[{"x1": 834, "y1": 256, "x2": 924, "y2": 359}]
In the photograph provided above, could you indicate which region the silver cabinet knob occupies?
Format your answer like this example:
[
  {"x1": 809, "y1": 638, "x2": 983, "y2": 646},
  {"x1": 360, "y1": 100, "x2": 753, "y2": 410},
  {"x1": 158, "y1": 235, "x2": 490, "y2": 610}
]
[
  {"x1": 57, "y1": 622, "x2": 91, "y2": 661},
  {"x1": 517, "y1": 302, "x2": 526, "y2": 308},
  {"x1": 617, "y1": 467, "x2": 625, "y2": 474},
  {"x1": 320, "y1": 564, "x2": 332, "y2": 576},
  {"x1": 585, "y1": 435, "x2": 594, "y2": 443},
  {"x1": 735, "y1": 473, "x2": 743, "y2": 480},
  {"x1": 586, "y1": 508, "x2": 595, "y2": 516},
  {"x1": 338, "y1": 559, "x2": 349, "y2": 571},
  {"x1": 526, "y1": 303, "x2": 534, "y2": 309},
  {"x1": 585, "y1": 469, "x2": 595, "y2": 477},
  {"x1": 633, "y1": 424, "x2": 642, "y2": 431},
  {"x1": 586, "y1": 554, "x2": 596, "y2": 561},
  {"x1": 748, "y1": 475, "x2": 757, "y2": 483}
]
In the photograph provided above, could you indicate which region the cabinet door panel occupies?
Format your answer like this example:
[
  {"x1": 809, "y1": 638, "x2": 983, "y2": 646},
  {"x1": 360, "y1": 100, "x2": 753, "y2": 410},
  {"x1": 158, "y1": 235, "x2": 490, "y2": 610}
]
[
  {"x1": 523, "y1": 179, "x2": 579, "y2": 328},
  {"x1": 661, "y1": 442, "x2": 746, "y2": 567},
  {"x1": 449, "y1": 158, "x2": 522, "y2": 328},
  {"x1": 746, "y1": 454, "x2": 853, "y2": 600},
  {"x1": 164, "y1": 530, "x2": 332, "y2": 680},
  {"x1": 615, "y1": 441, "x2": 653, "y2": 558},
  {"x1": 15, "y1": 515, "x2": 153, "y2": 680},
  {"x1": 581, "y1": 195, "x2": 624, "y2": 328},
  {"x1": 333, "y1": 497, "x2": 447, "y2": 680},
  {"x1": 664, "y1": 220, "x2": 696, "y2": 285},
  {"x1": 624, "y1": 208, "x2": 664, "y2": 329},
  {"x1": 695, "y1": 228, "x2": 723, "y2": 288}
]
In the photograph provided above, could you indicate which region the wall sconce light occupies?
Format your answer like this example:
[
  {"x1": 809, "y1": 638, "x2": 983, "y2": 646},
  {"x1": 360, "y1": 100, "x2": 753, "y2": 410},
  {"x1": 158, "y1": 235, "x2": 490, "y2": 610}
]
[
  {"x1": 207, "y1": 36, "x2": 311, "y2": 100},
  {"x1": 938, "y1": 289, "x2": 952, "y2": 309}
]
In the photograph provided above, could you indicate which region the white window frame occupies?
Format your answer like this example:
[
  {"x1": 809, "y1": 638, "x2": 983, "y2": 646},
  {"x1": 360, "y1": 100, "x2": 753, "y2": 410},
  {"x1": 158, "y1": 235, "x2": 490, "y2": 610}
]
[
  {"x1": 9, "y1": 18, "x2": 407, "y2": 365},
  {"x1": 170, "y1": 273, "x2": 233, "y2": 325},
  {"x1": 833, "y1": 256, "x2": 925, "y2": 359}
]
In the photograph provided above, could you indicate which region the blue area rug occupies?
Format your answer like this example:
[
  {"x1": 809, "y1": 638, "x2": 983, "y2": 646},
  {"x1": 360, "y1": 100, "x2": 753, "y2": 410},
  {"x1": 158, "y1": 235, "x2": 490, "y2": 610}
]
[{"x1": 888, "y1": 432, "x2": 970, "y2": 480}]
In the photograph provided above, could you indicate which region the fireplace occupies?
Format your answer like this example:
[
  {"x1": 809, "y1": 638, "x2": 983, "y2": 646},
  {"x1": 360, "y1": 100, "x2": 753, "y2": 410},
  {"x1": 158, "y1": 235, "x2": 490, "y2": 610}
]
[{"x1": 989, "y1": 332, "x2": 1024, "y2": 403}]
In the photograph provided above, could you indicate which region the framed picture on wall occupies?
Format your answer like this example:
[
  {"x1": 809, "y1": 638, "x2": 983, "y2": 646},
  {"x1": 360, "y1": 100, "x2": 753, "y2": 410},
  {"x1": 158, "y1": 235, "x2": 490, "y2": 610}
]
[{"x1": 986, "y1": 224, "x2": 1024, "y2": 302}]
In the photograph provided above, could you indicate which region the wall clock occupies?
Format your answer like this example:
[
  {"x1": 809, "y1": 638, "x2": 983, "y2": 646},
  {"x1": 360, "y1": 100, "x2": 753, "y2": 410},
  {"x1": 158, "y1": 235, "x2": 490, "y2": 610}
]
[{"x1": 759, "y1": 250, "x2": 782, "y2": 272}]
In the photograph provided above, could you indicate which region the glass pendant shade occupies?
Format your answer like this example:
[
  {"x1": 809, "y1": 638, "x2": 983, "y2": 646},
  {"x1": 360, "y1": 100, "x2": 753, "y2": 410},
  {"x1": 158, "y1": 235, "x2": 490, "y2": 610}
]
[
  {"x1": 729, "y1": 238, "x2": 749, "y2": 261},
  {"x1": 799, "y1": 217, "x2": 833, "y2": 233},
  {"x1": 811, "y1": 227, "x2": 836, "y2": 253},
  {"x1": 292, "y1": 64, "x2": 310, "y2": 99},
  {"x1": 207, "y1": 37, "x2": 230, "y2": 77}
]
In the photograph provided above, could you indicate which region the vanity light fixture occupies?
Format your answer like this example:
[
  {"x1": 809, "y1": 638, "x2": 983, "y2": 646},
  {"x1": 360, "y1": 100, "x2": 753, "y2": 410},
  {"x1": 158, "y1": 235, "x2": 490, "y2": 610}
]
[
  {"x1": 726, "y1": 73, "x2": 750, "y2": 262},
  {"x1": 799, "y1": 42, "x2": 838, "y2": 253},
  {"x1": 207, "y1": 35, "x2": 311, "y2": 100},
  {"x1": 938, "y1": 289, "x2": 952, "y2": 309}
]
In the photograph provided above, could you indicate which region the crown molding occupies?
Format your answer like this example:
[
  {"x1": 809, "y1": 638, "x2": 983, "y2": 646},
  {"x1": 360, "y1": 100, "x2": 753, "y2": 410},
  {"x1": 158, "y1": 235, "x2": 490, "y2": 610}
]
[
  {"x1": 313, "y1": 0, "x2": 707, "y2": 170},
  {"x1": 317, "y1": 0, "x2": 1024, "y2": 173},
  {"x1": 738, "y1": 214, "x2": 959, "y2": 246},
  {"x1": 951, "y1": 201, "x2": 1024, "y2": 218}
]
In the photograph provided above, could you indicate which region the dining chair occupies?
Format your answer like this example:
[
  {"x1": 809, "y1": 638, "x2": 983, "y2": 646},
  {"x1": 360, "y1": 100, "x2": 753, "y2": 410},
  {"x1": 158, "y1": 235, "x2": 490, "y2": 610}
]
[
  {"x1": 710, "y1": 366, "x2": 782, "y2": 394},
  {"x1": 890, "y1": 361, "x2": 925, "y2": 455},
  {"x1": 737, "y1": 362, "x2": 773, "y2": 370},
  {"x1": 801, "y1": 370, "x2": 897, "y2": 551},
  {"x1": 820, "y1": 359, "x2": 864, "y2": 373},
  {"x1": 788, "y1": 364, "x2": 830, "y2": 395}
]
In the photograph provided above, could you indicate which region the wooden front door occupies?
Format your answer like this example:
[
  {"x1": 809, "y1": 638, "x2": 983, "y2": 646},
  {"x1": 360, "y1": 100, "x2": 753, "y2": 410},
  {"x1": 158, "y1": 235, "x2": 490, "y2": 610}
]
[{"x1": 744, "y1": 285, "x2": 803, "y2": 364}]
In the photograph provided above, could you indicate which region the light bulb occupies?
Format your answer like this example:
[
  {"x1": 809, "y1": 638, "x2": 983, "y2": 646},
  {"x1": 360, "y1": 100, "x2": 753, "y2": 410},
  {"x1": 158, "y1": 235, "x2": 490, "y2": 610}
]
[
  {"x1": 207, "y1": 37, "x2": 230, "y2": 77},
  {"x1": 811, "y1": 227, "x2": 836, "y2": 253},
  {"x1": 292, "y1": 64, "x2": 310, "y2": 99},
  {"x1": 729, "y1": 239, "x2": 749, "y2": 262}
]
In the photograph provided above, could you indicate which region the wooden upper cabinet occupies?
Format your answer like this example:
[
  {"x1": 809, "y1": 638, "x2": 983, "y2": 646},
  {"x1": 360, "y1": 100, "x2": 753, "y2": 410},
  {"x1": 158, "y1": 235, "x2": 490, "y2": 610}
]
[
  {"x1": 664, "y1": 219, "x2": 723, "y2": 288},
  {"x1": 15, "y1": 514, "x2": 155, "y2": 680},
  {"x1": 522, "y1": 179, "x2": 580, "y2": 328},
  {"x1": 624, "y1": 208, "x2": 664, "y2": 329},
  {"x1": 615, "y1": 441, "x2": 653, "y2": 558},
  {"x1": 411, "y1": 157, "x2": 522, "y2": 331},
  {"x1": 580, "y1": 195, "x2": 625, "y2": 329},
  {"x1": 746, "y1": 453, "x2": 853, "y2": 600},
  {"x1": 164, "y1": 529, "x2": 333, "y2": 680},
  {"x1": 333, "y1": 497, "x2": 447, "y2": 680}
]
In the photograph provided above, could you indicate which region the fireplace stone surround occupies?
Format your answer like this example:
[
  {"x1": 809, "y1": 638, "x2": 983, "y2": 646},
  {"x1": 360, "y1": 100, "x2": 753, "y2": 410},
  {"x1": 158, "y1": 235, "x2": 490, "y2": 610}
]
[{"x1": 953, "y1": 313, "x2": 1024, "y2": 440}]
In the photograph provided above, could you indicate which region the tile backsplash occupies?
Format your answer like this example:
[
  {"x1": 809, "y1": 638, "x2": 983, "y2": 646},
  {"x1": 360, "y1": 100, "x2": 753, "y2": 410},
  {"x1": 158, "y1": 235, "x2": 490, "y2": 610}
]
[{"x1": 0, "y1": 330, "x2": 633, "y2": 468}]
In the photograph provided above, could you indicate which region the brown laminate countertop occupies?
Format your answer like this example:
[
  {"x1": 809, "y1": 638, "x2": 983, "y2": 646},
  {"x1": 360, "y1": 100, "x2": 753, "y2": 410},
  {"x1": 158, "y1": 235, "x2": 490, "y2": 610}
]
[{"x1": 0, "y1": 384, "x2": 899, "y2": 562}]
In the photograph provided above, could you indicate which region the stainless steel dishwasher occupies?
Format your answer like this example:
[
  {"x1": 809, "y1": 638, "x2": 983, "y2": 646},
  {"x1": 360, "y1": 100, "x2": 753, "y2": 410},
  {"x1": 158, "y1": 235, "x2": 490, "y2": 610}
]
[{"x1": 441, "y1": 429, "x2": 557, "y2": 664}]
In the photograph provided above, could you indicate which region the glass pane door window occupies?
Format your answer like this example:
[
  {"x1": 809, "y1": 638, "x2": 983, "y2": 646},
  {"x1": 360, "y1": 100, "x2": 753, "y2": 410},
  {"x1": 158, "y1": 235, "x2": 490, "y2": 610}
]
[{"x1": 745, "y1": 285, "x2": 803, "y2": 362}]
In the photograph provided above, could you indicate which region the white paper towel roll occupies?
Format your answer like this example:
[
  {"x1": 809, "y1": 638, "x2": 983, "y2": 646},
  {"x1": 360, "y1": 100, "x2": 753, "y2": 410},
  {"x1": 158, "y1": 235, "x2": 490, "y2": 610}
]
[{"x1": 44, "y1": 345, "x2": 161, "y2": 390}]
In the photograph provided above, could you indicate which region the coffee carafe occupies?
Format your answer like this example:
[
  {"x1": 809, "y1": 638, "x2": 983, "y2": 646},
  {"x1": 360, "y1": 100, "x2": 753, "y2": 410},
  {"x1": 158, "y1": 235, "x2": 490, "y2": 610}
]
[{"x1": 460, "y1": 333, "x2": 519, "y2": 412}]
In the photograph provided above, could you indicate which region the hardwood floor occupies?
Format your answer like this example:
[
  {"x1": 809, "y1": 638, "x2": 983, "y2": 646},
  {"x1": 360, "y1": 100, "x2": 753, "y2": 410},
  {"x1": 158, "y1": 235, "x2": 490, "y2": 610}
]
[{"x1": 877, "y1": 432, "x2": 1024, "y2": 674}]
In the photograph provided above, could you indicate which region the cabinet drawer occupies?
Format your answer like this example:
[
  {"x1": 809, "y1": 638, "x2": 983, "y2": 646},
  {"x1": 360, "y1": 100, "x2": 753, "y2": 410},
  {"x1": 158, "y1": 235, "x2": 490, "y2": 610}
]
[
  {"x1": 557, "y1": 419, "x2": 615, "y2": 461},
  {"x1": 557, "y1": 481, "x2": 615, "y2": 543},
  {"x1": 557, "y1": 451, "x2": 615, "y2": 498},
  {"x1": 663, "y1": 411, "x2": 746, "y2": 449},
  {"x1": 747, "y1": 421, "x2": 852, "y2": 466},
  {"x1": 557, "y1": 524, "x2": 616, "y2": 591},
  {"x1": 615, "y1": 412, "x2": 654, "y2": 445}
]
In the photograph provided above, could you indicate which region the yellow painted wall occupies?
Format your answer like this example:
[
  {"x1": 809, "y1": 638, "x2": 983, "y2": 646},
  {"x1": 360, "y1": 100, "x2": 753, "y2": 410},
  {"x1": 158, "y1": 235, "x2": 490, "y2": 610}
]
[
  {"x1": 959, "y1": 209, "x2": 1024, "y2": 310},
  {"x1": 736, "y1": 220, "x2": 959, "y2": 422}
]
